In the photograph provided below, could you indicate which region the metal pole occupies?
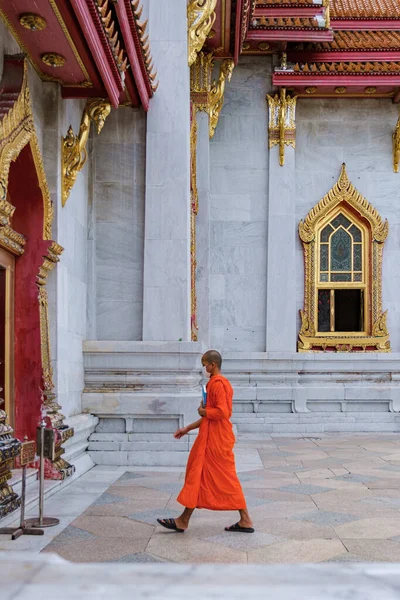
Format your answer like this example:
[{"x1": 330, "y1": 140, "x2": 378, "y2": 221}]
[
  {"x1": 20, "y1": 464, "x2": 26, "y2": 528},
  {"x1": 38, "y1": 418, "x2": 45, "y2": 527}
]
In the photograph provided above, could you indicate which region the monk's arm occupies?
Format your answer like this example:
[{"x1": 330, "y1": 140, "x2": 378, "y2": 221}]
[
  {"x1": 185, "y1": 418, "x2": 203, "y2": 432},
  {"x1": 206, "y1": 382, "x2": 230, "y2": 420}
]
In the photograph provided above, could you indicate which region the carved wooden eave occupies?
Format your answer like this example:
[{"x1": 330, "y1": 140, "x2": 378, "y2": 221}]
[
  {"x1": 270, "y1": 1, "x2": 400, "y2": 100},
  {"x1": 0, "y1": 0, "x2": 156, "y2": 109}
]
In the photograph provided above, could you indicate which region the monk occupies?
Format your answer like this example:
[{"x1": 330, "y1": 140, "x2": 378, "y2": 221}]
[{"x1": 157, "y1": 350, "x2": 254, "y2": 533}]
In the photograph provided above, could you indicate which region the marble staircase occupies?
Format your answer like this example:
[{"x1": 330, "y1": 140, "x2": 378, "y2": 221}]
[{"x1": 231, "y1": 411, "x2": 400, "y2": 434}]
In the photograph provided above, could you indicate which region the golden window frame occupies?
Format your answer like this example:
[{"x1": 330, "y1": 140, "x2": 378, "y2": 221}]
[{"x1": 298, "y1": 164, "x2": 390, "y2": 353}]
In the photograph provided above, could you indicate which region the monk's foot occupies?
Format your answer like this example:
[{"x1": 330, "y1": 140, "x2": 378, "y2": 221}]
[
  {"x1": 174, "y1": 516, "x2": 189, "y2": 531},
  {"x1": 238, "y1": 519, "x2": 253, "y2": 529},
  {"x1": 156, "y1": 518, "x2": 187, "y2": 532}
]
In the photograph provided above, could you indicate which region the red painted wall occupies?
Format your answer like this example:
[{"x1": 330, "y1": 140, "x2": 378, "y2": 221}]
[{"x1": 8, "y1": 144, "x2": 51, "y2": 441}]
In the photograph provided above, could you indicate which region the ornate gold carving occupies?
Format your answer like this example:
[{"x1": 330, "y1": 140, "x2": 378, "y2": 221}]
[
  {"x1": 258, "y1": 42, "x2": 270, "y2": 51},
  {"x1": 190, "y1": 106, "x2": 199, "y2": 342},
  {"x1": 335, "y1": 86, "x2": 347, "y2": 94},
  {"x1": 41, "y1": 53, "x2": 66, "y2": 68},
  {"x1": 306, "y1": 87, "x2": 317, "y2": 94},
  {"x1": 37, "y1": 243, "x2": 75, "y2": 479},
  {"x1": 209, "y1": 59, "x2": 234, "y2": 138},
  {"x1": 299, "y1": 164, "x2": 388, "y2": 244},
  {"x1": 266, "y1": 88, "x2": 297, "y2": 166},
  {"x1": 0, "y1": 403, "x2": 21, "y2": 518},
  {"x1": 190, "y1": 51, "x2": 214, "y2": 111},
  {"x1": 323, "y1": 0, "x2": 330, "y2": 29},
  {"x1": 188, "y1": 0, "x2": 217, "y2": 67},
  {"x1": 19, "y1": 13, "x2": 47, "y2": 31},
  {"x1": 62, "y1": 99, "x2": 111, "y2": 206},
  {"x1": 393, "y1": 114, "x2": 400, "y2": 173},
  {"x1": 365, "y1": 86, "x2": 377, "y2": 94},
  {"x1": 0, "y1": 61, "x2": 53, "y2": 240},
  {"x1": 298, "y1": 164, "x2": 389, "y2": 353}
]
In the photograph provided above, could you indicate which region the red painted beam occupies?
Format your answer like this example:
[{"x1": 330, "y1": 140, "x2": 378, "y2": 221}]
[
  {"x1": 70, "y1": 0, "x2": 121, "y2": 107},
  {"x1": 234, "y1": 0, "x2": 244, "y2": 64},
  {"x1": 115, "y1": 0, "x2": 150, "y2": 110},
  {"x1": 247, "y1": 29, "x2": 334, "y2": 41},
  {"x1": 253, "y1": 7, "x2": 324, "y2": 17},
  {"x1": 332, "y1": 19, "x2": 400, "y2": 31},
  {"x1": 273, "y1": 73, "x2": 400, "y2": 86},
  {"x1": 289, "y1": 51, "x2": 400, "y2": 62}
]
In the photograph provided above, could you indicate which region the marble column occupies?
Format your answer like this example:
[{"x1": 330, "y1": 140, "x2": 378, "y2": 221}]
[
  {"x1": 142, "y1": 0, "x2": 191, "y2": 341},
  {"x1": 195, "y1": 110, "x2": 211, "y2": 346},
  {"x1": 266, "y1": 146, "x2": 297, "y2": 352}
]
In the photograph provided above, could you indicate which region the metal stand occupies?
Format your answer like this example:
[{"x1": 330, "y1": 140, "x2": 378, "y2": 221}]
[
  {"x1": 0, "y1": 438, "x2": 44, "y2": 540},
  {"x1": 25, "y1": 420, "x2": 59, "y2": 529}
]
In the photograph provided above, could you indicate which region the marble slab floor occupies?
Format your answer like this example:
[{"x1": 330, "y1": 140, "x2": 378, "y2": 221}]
[{"x1": 4, "y1": 434, "x2": 400, "y2": 563}]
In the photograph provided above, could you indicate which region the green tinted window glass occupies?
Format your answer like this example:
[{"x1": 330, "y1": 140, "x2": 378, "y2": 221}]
[{"x1": 330, "y1": 228, "x2": 352, "y2": 272}]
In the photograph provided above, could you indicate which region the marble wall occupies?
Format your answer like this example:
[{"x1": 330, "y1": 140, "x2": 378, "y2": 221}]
[
  {"x1": 295, "y1": 98, "x2": 400, "y2": 351},
  {"x1": 91, "y1": 107, "x2": 146, "y2": 341},
  {"x1": 209, "y1": 57, "x2": 272, "y2": 352}
]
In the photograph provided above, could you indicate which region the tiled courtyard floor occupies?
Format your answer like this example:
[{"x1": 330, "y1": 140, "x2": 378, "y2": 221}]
[{"x1": 5, "y1": 433, "x2": 400, "y2": 563}]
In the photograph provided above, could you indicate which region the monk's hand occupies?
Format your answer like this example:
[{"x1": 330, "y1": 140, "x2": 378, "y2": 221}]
[
  {"x1": 174, "y1": 427, "x2": 188, "y2": 439},
  {"x1": 198, "y1": 402, "x2": 206, "y2": 417}
]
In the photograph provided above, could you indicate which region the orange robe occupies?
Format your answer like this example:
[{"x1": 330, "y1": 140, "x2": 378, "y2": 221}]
[{"x1": 177, "y1": 374, "x2": 246, "y2": 510}]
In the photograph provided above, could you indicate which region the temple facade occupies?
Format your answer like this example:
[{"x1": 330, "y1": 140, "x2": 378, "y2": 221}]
[{"x1": 1, "y1": 0, "x2": 400, "y2": 519}]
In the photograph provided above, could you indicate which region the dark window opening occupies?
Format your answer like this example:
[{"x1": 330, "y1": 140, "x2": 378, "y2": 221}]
[
  {"x1": 335, "y1": 289, "x2": 363, "y2": 332},
  {"x1": 318, "y1": 288, "x2": 364, "y2": 333}
]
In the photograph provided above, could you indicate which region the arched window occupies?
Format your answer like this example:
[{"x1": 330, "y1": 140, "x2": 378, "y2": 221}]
[{"x1": 298, "y1": 164, "x2": 389, "y2": 352}]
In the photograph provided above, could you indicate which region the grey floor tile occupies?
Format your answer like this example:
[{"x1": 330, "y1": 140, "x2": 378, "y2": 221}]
[
  {"x1": 92, "y1": 492, "x2": 129, "y2": 506},
  {"x1": 42, "y1": 525, "x2": 96, "y2": 547},
  {"x1": 206, "y1": 531, "x2": 280, "y2": 551},
  {"x1": 334, "y1": 474, "x2": 378, "y2": 484},
  {"x1": 106, "y1": 552, "x2": 166, "y2": 563},
  {"x1": 238, "y1": 473, "x2": 263, "y2": 482},
  {"x1": 117, "y1": 472, "x2": 147, "y2": 482},
  {"x1": 127, "y1": 508, "x2": 180, "y2": 526},
  {"x1": 295, "y1": 510, "x2": 359, "y2": 527},
  {"x1": 279, "y1": 484, "x2": 332, "y2": 495},
  {"x1": 244, "y1": 495, "x2": 273, "y2": 508}
]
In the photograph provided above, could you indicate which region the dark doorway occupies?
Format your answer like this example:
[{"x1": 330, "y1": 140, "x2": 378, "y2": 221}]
[{"x1": 335, "y1": 289, "x2": 363, "y2": 332}]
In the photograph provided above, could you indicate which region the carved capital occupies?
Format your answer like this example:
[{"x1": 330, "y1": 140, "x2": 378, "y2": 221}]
[
  {"x1": 190, "y1": 51, "x2": 214, "y2": 111},
  {"x1": 266, "y1": 87, "x2": 297, "y2": 167}
]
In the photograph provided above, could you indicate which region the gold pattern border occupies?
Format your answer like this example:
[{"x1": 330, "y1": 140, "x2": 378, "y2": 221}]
[{"x1": 298, "y1": 164, "x2": 389, "y2": 352}]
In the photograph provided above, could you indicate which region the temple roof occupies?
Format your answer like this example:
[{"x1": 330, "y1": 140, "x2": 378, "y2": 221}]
[
  {"x1": 300, "y1": 30, "x2": 400, "y2": 51},
  {"x1": 0, "y1": 0, "x2": 157, "y2": 109},
  {"x1": 331, "y1": 0, "x2": 400, "y2": 19}
]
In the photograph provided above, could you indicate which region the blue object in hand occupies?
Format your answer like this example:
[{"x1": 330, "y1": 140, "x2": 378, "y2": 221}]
[{"x1": 202, "y1": 384, "x2": 207, "y2": 407}]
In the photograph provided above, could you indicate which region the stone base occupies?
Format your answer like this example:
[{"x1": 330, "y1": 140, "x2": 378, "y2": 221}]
[{"x1": 83, "y1": 343, "x2": 400, "y2": 466}]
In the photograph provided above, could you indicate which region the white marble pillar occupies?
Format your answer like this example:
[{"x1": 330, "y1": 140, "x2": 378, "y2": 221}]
[
  {"x1": 142, "y1": 0, "x2": 191, "y2": 341},
  {"x1": 195, "y1": 111, "x2": 211, "y2": 346},
  {"x1": 266, "y1": 146, "x2": 297, "y2": 352}
]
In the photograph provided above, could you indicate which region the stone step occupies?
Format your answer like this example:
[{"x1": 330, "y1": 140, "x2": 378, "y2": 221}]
[
  {"x1": 238, "y1": 422, "x2": 400, "y2": 434},
  {"x1": 88, "y1": 441, "x2": 189, "y2": 452},
  {"x1": 88, "y1": 450, "x2": 189, "y2": 467}
]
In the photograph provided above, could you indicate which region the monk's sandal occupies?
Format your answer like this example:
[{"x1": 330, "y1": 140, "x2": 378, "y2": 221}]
[
  {"x1": 157, "y1": 518, "x2": 185, "y2": 532},
  {"x1": 225, "y1": 522, "x2": 255, "y2": 533}
]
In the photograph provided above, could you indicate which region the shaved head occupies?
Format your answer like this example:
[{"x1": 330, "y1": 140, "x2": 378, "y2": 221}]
[{"x1": 202, "y1": 349, "x2": 222, "y2": 369}]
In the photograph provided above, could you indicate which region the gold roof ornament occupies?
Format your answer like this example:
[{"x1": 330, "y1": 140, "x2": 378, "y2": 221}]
[{"x1": 188, "y1": 0, "x2": 217, "y2": 67}]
